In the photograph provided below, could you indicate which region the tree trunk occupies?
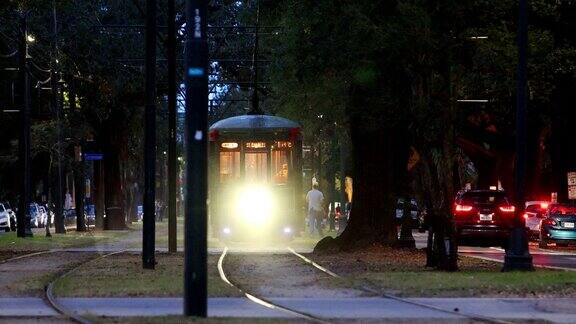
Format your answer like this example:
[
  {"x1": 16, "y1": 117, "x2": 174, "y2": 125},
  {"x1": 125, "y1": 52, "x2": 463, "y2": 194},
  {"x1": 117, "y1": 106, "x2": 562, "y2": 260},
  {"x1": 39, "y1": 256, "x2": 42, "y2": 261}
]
[
  {"x1": 315, "y1": 123, "x2": 409, "y2": 252},
  {"x1": 94, "y1": 160, "x2": 105, "y2": 229},
  {"x1": 103, "y1": 139, "x2": 127, "y2": 230}
]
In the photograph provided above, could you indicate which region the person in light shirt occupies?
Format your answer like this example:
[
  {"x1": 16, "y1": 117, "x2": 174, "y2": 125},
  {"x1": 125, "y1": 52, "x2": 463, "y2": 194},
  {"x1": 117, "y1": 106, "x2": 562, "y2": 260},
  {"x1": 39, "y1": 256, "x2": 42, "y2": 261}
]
[{"x1": 306, "y1": 184, "x2": 325, "y2": 236}]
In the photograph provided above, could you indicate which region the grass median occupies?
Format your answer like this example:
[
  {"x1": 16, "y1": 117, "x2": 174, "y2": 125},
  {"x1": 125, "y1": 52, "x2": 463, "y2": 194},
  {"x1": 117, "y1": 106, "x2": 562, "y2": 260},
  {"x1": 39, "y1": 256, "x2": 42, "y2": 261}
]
[
  {"x1": 53, "y1": 252, "x2": 242, "y2": 297},
  {"x1": 313, "y1": 246, "x2": 576, "y2": 297},
  {"x1": 0, "y1": 229, "x2": 133, "y2": 252}
]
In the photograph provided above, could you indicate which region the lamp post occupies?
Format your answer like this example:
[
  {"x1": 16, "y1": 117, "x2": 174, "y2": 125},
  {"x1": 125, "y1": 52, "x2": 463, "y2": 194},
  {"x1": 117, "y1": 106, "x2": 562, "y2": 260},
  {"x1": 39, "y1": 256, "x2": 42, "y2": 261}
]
[
  {"x1": 184, "y1": 0, "x2": 208, "y2": 317},
  {"x1": 167, "y1": 0, "x2": 178, "y2": 253},
  {"x1": 17, "y1": 12, "x2": 33, "y2": 238},
  {"x1": 503, "y1": 0, "x2": 534, "y2": 271},
  {"x1": 142, "y1": 0, "x2": 157, "y2": 270}
]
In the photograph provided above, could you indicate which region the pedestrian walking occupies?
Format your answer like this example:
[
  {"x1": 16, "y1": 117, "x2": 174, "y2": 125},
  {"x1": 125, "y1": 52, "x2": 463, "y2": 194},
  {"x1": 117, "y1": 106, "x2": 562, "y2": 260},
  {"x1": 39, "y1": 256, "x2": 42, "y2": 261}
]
[{"x1": 306, "y1": 184, "x2": 325, "y2": 236}]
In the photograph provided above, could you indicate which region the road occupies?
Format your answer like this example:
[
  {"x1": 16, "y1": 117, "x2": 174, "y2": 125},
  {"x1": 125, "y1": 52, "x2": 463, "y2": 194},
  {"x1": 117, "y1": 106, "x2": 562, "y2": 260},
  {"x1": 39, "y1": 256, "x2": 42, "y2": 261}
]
[
  {"x1": 3, "y1": 228, "x2": 576, "y2": 270},
  {"x1": 414, "y1": 232, "x2": 576, "y2": 270}
]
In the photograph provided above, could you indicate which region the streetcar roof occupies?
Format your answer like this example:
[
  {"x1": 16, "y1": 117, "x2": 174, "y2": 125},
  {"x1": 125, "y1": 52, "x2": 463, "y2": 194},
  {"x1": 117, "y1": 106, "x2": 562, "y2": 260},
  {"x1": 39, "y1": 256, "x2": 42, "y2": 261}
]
[{"x1": 210, "y1": 114, "x2": 300, "y2": 131}]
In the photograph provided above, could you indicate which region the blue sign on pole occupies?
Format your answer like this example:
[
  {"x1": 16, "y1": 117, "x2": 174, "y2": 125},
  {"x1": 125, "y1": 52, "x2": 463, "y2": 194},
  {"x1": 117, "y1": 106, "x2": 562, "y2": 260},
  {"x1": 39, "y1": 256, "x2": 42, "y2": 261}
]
[{"x1": 84, "y1": 153, "x2": 104, "y2": 161}]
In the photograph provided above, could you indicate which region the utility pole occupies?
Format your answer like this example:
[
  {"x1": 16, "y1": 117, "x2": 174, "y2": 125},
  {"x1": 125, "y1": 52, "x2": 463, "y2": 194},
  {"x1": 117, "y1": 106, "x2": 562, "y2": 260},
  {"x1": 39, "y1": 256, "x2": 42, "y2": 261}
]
[
  {"x1": 17, "y1": 12, "x2": 33, "y2": 238},
  {"x1": 167, "y1": 0, "x2": 178, "y2": 253},
  {"x1": 72, "y1": 85, "x2": 86, "y2": 232},
  {"x1": 248, "y1": 0, "x2": 262, "y2": 115},
  {"x1": 503, "y1": 0, "x2": 534, "y2": 271},
  {"x1": 184, "y1": 0, "x2": 208, "y2": 317},
  {"x1": 52, "y1": 3, "x2": 66, "y2": 234},
  {"x1": 143, "y1": 0, "x2": 157, "y2": 269}
]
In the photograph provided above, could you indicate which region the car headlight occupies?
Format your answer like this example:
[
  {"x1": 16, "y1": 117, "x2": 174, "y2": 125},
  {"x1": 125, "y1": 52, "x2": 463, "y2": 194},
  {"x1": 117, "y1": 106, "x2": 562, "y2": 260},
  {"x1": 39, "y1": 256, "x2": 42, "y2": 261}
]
[{"x1": 236, "y1": 186, "x2": 275, "y2": 225}]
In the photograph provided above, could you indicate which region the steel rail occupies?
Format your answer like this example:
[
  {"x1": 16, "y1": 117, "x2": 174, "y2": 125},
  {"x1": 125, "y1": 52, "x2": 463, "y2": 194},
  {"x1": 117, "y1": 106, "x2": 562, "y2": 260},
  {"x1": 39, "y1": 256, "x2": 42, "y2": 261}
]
[
  {"x1": 44, "y1": 250, "x2": 128, "y2": 324},
  {"x1": 287, "y1": 247, "x2": 511, "y2": 324},
  {"x1": 218, "y1": 246, "x2": 331, "y2": 323}
]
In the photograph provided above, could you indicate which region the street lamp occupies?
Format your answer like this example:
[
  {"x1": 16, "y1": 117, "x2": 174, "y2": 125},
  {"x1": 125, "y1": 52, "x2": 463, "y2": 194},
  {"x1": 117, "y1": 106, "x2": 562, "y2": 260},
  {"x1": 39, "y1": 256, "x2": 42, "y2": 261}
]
[
  {"x1": 503, "y1": 0, "x2": 534, "y2": 271},
  {"x1": 17, "y1": 12, "x2": 34, "y2": 238}
]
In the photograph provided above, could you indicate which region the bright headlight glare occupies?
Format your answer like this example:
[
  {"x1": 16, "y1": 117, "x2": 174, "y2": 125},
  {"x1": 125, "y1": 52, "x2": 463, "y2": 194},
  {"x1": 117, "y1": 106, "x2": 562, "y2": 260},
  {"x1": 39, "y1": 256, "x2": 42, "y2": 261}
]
[{"x1": 236, "y1": 186, "x2": 275, "y2": 224}]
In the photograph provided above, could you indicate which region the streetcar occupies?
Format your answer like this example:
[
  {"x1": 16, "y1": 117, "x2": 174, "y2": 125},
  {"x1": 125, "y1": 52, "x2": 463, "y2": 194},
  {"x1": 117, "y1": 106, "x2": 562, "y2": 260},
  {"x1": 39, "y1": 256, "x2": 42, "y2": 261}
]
[{"x1": 208, "y1": 114, "x2": 303, "y2": 240}]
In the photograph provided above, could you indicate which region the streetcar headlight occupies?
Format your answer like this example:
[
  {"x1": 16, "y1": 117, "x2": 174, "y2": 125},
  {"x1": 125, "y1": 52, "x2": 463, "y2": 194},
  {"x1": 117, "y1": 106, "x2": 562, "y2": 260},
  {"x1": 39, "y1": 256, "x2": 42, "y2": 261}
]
[{"x1": 236, "y1": 186, "x2": 275, "y2": 225}]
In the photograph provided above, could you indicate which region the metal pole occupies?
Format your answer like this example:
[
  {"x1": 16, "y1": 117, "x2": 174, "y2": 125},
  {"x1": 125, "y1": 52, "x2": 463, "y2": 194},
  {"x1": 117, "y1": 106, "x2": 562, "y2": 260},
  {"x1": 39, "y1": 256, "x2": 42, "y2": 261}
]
[
  {"x1": 52, "y1": 1, "x2": 66, "y2": 234},
  {"x1": 184, "y1": 0, "x2": 208, "y2": 316},
  {"x1": 167, "y1": 0, "x2": 178, "y2": 253},
  {"x1": 249, "y1": 0, "x2": 261, "y2": 115},
  {"x1": 503, "y1": 0, "x2": 533, "y2": 271},
  {"x1": 143, "y1": 0, "x2": 157, "y2": 270},
  {"x1": 72, "y1": 86, "x2": 86, "y2": 232},
  {"x1": 17, "y1": 13, "x2": 33, "y2": 238}
]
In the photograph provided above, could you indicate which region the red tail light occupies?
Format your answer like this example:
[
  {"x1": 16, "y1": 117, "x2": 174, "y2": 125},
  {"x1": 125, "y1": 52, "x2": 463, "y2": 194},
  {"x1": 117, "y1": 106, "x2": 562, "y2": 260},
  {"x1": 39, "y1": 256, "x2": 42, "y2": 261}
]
[
  {"x1": 455, "y1": 204, "x2": 473, "y2": 212},
  {"x1": 540, "y1": 202, "x2": 549, "y2": 209},
  {"x1": 499, "y1": 205, "x2": 515, "y2": 213},
  {"x1": 523, "y1": 213, "x2": 528, "y2": 220},
  {"x1": 543, "y1": 218, "x2": 557, "y2": 226}
]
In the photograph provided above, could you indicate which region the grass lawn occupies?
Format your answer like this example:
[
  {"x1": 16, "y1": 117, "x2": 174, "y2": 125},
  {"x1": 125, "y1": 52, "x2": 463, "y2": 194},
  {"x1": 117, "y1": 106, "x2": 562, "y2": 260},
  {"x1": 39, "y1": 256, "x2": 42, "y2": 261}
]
[
  {"x1": 313, "y1": 246, "x2": 576, "y2": 298},
  {"x1": 0, "y1": 229, "x2": 132, "y2": 252},
  {"x1": 54, "y1": 253, "x2": 242, "y2": 297}
]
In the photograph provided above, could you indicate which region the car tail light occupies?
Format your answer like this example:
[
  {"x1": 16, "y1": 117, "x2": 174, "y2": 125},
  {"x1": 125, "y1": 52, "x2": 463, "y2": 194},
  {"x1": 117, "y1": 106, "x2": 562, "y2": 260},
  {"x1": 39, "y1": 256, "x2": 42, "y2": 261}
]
[
  {"x1": 543, "y1": 218, "x2": 556, "y2": 226},
  {"x1": 540, "y1": 202, "x2": 549, "y2": 209},
  {"x1": 499, "y1": 205, "x2": 515, "y2": 213},
  {"x1": 455, "y1": 204, "x2": 473, "y2": 212},
  {"x1": 523, "y1": 213, "x2": 528, "y2": 220}
]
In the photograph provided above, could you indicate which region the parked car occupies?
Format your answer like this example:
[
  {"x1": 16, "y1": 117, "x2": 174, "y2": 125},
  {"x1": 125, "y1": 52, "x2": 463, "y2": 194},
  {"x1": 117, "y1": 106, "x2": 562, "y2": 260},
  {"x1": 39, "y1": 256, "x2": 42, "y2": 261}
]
[
  {"x1": 539, "y1": 203, "x2": 576, "y2": 248},
  {"x1": 453, "y1": 189, "x2": 516, "y2": 248},
  {"x1": 5, "y1": 203, "x2": 17, "y2": 231},
  {"x1": 0, "y1": 202, "x2": 12, "y2": 232},
  {"x1": 396, "y1": 198, "x2": 420, "y2": 223},
  {"x1": 85, "y1": 204, "x2": 95, "y2": 225},
  {"x1": 64, "y1": 209, "x2": 77, "y2": 226},
  {"x1": 524, "y1": 201, "x2": 549, "y2": 240},
  {"x1": 29, "y1": 203, "x2": 44, "y2": 228},
  {"x1": 38, "y1": 205, "x2": 48, "y2": 228}
]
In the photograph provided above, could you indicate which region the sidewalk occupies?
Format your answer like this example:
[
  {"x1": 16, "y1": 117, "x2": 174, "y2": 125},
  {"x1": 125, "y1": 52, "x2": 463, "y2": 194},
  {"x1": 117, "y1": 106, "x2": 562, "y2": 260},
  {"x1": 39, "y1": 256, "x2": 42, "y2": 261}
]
[{"x1": 2, "y1": 297, "x2": 576, "y2": 322}]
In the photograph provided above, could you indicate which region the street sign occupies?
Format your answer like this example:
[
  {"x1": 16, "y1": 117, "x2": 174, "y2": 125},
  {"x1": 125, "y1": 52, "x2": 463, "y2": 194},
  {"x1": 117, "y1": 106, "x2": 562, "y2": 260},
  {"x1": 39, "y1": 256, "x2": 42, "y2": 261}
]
[
  {"x1": 569, "y1": 186, "x2": 576, "y2": 200},
  {"x1": 551, "y1": 192, "x2": 558, "y2": 203},
  {"x1": 84, "y1": 153, "x2": 103, "y2": 161},
  {"x1": 568, "y1": 172, "x2": 576, "y2": 186}
]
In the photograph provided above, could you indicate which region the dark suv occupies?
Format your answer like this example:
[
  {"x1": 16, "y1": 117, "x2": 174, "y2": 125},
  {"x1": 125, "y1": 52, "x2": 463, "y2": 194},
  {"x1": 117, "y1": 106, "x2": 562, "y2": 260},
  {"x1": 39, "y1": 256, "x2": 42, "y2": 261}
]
[{"x1": 453, "y1": 190, "x2": 516, "y2": 247}]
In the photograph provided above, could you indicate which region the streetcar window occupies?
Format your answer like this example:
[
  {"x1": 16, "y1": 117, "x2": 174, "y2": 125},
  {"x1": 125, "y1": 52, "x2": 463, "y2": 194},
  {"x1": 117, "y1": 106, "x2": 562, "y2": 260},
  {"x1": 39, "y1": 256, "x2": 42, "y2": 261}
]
[
  {"x1": 272, "y1": 150, "x2": 289, "y2": 184},
  {"x1": 219, "y1": 151, "x2": 240, "y2": 183},
  {"x1": 245, "y1": 152, "x2": 268, "y2": 183}
]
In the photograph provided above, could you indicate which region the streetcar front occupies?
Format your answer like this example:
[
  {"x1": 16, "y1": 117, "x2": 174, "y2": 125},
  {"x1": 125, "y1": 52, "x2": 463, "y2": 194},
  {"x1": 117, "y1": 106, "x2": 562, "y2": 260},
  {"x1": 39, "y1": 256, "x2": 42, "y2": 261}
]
[{"x1": 209, "y1": 115, "x2": 303, "y2": 241}]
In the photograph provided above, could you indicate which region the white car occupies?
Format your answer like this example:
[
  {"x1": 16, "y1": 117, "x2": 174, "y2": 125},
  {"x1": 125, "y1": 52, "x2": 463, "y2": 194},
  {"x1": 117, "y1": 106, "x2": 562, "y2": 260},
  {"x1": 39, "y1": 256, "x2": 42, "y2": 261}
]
[
  {"x1": 0, "y1": 203, "x2": 13, "y2": 232},
  {"x1": 524, "y1": 201, "x2": 549, "y2": 239}
]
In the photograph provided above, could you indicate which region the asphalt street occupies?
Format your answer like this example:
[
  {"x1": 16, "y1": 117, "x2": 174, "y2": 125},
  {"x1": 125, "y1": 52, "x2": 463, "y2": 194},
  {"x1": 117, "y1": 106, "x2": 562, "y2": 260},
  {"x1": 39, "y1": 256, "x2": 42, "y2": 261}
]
[
  {"x1": 413, "y1": 232, "x2": 576, "y2": 270},
  {"x1": 3, "y1": 229, "x2": 576, "y2": 269}
]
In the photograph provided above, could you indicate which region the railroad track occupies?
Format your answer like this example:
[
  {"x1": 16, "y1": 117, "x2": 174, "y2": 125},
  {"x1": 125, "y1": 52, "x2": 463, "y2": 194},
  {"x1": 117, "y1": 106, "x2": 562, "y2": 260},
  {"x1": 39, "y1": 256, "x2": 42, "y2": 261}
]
[
  {"x1": 44, "y1": 250, "x2": 128, "y2": 324},
  {"x1": 217, "y1": 245, "x2": 514, "y2": 323},
  {"x1": 0, "y1": 249, "x2": 126, "y2": 324},
  {"x1": 286, "y1": 247, "x2": 511, "y2": 324},
  {"x1": 218, "y1": 246, "x2": 330, "y2": 323}
]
